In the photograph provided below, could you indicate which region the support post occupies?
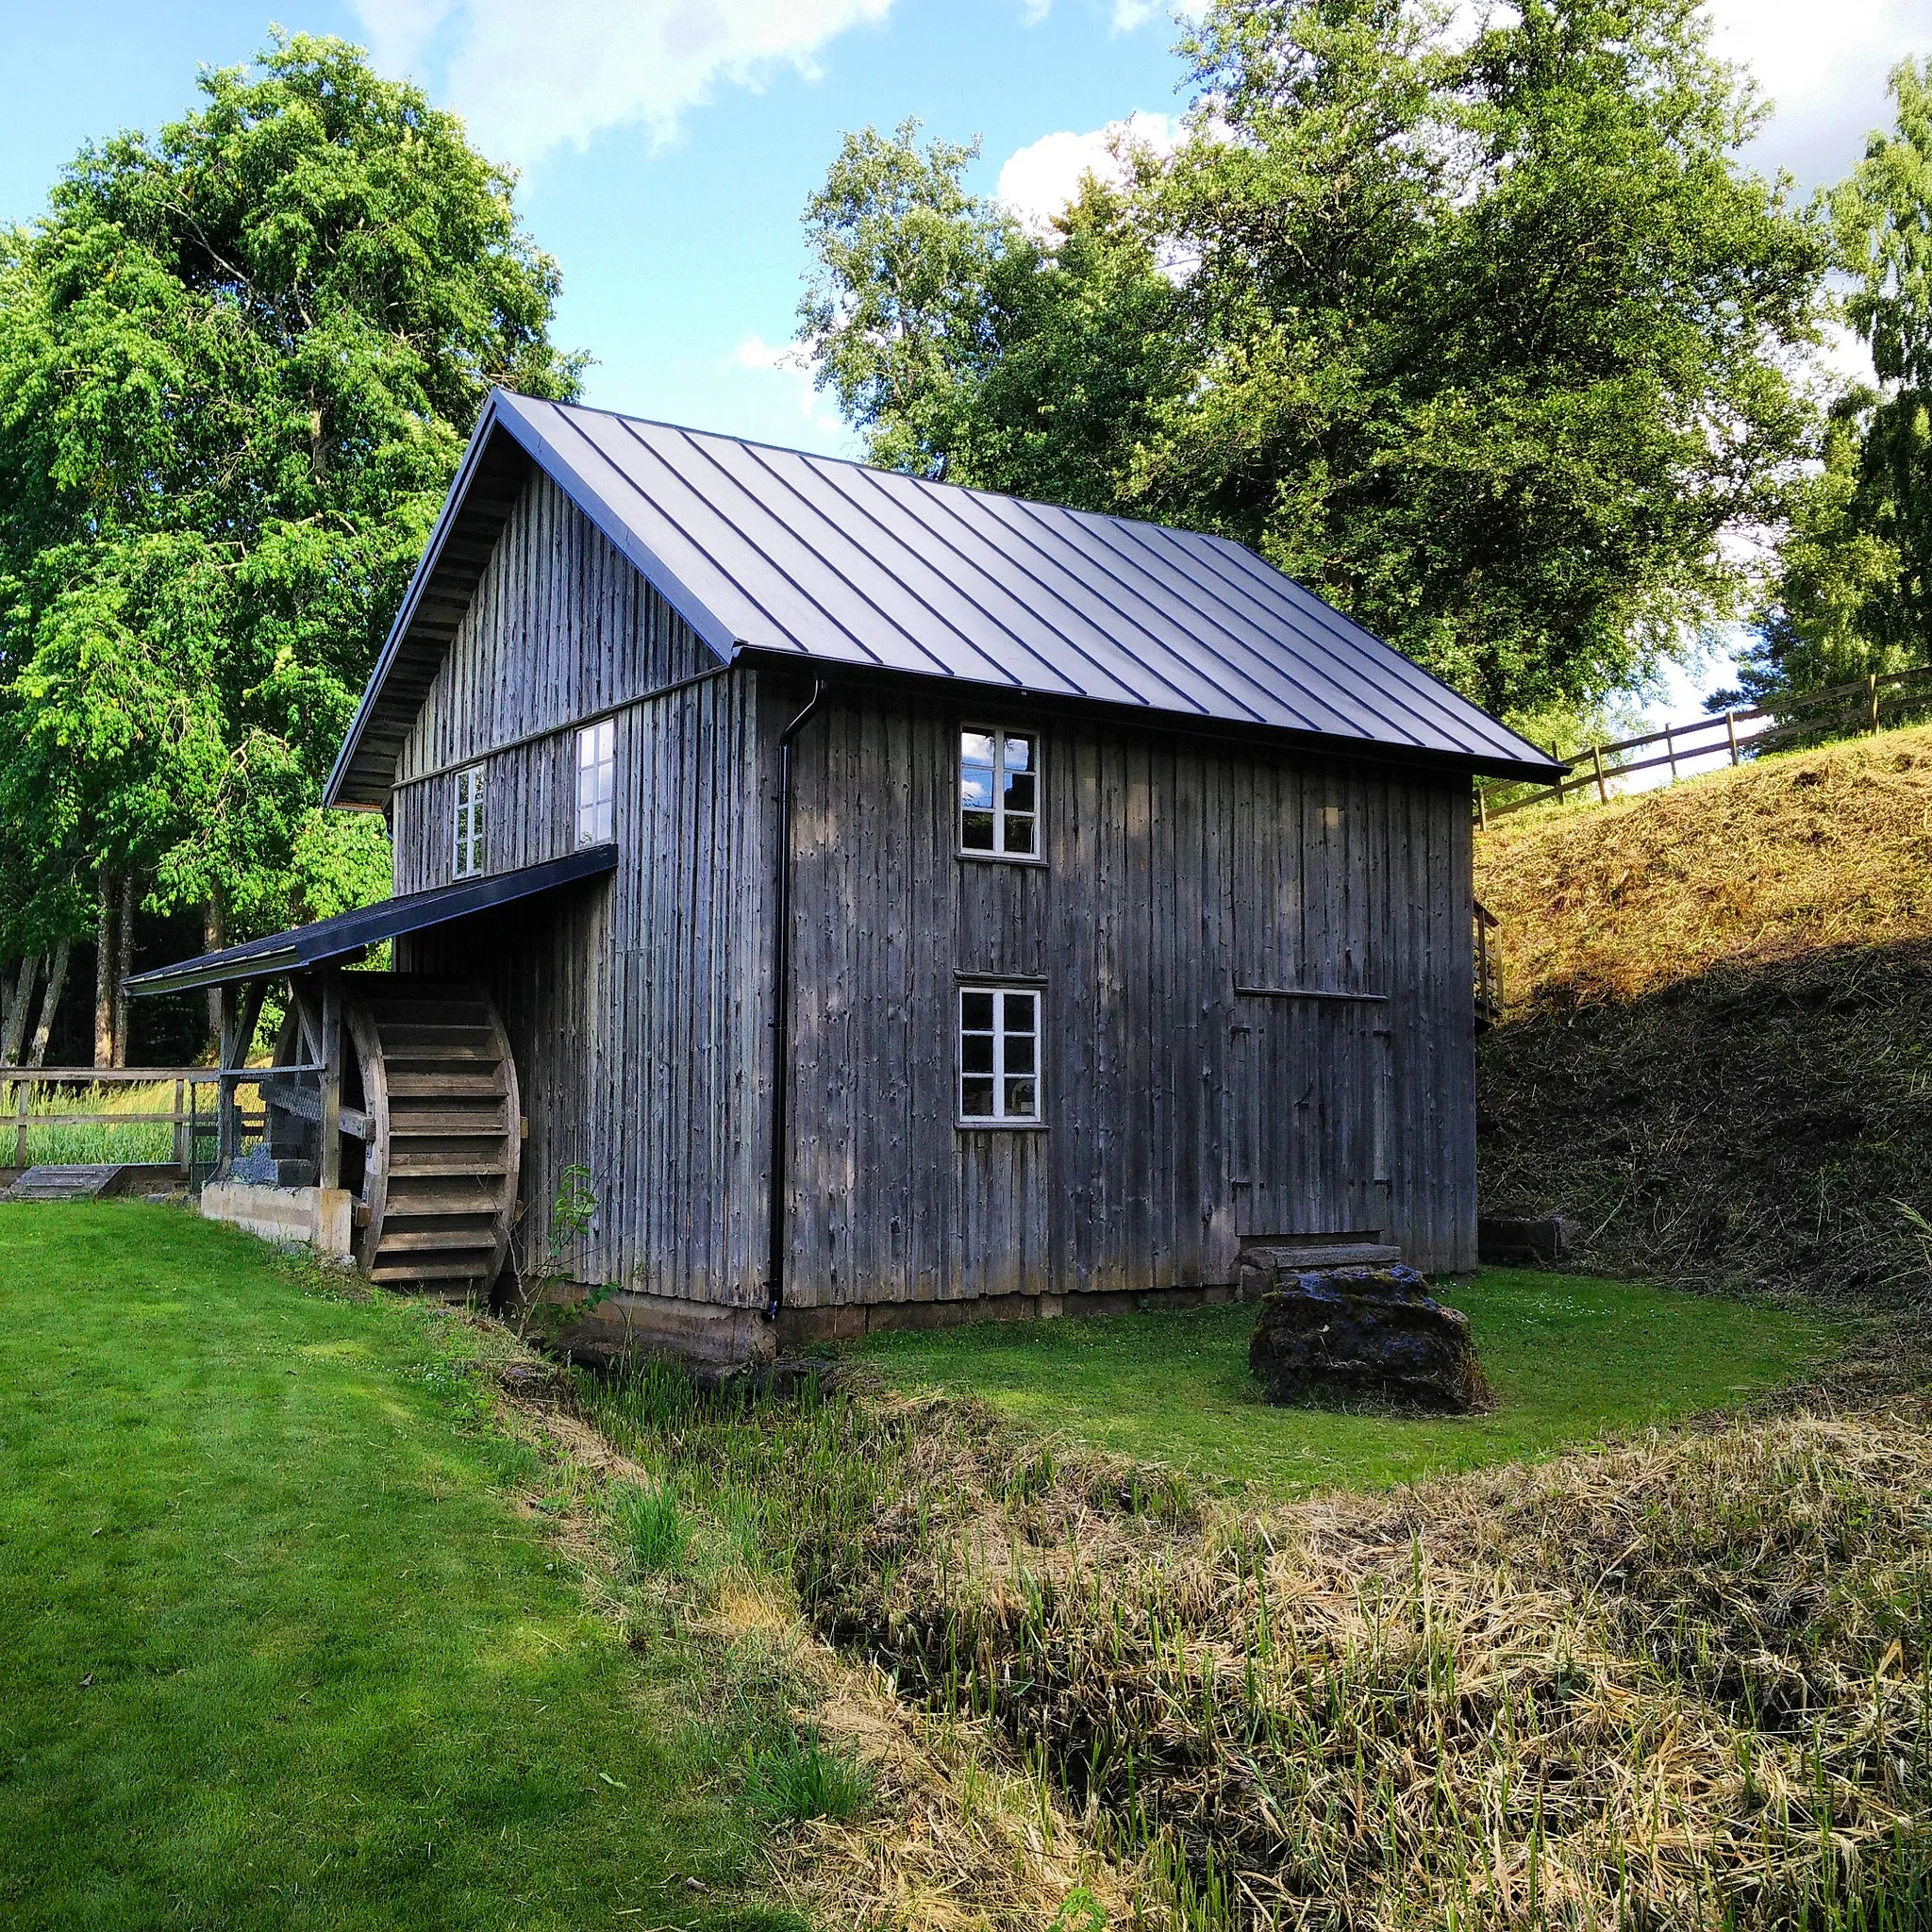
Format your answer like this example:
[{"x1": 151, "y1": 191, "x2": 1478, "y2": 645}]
[
  {"x1": 217, "y1": 985, "x2": 240, "y2": 1172},
  {"x1": 173, "y1": 1076, "x2": 189, "y2": 1171},
  {"x1": 1592, "y1": 743, "x2": 1607, "y2": 804},
  {"x1": 1665, "y1": 724, "x2": 1677, "y2": 780},
  {"x1": 12, "y1": 1076, "x2": 27, "y2": 1168},
  {"x1": 1869, "y1": 672, "x2": 1881, "y2": 735},
  {"x1": 318, "y1": 973, "x2": 341, "y2": 1191},
  {"x1": 1726, "y1": 709, "x2": 1740, "y2": 765}
]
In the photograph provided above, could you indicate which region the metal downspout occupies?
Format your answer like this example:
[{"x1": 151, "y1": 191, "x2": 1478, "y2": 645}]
[{"x1": 764, "y1": 678, "x2": 826, "y2": 1323}]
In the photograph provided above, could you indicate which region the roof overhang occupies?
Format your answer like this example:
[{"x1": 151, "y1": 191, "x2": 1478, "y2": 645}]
[
  {"x1": 733, "y1": 650, "x2": 1567, "y2": 787},
  {"x1": 125, "y1": 844, "x2": 618, "y2": 999},
  {"x1": 325, "y1": 390, "x2": 741, "y2": 810}
]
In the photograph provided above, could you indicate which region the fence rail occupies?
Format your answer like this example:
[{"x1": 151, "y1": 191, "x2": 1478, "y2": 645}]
[
  {"x1": 1477, "y1": 666, "x2": 1932, "y2": 826},
  {"x1": 0, "y1": 1064, "x2": 296, "y2": 1172}
]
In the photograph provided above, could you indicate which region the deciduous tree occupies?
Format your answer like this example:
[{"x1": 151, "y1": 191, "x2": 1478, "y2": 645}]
[{"x1": 0, "y1": 33, "x2": 580, "y2": 1059}]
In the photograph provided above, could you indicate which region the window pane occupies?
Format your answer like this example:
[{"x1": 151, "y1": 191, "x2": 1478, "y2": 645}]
[
  {"x1": 960, "y1": 768, "x2": 993, "y2": 810},
  {"x1": 961, "y1": 1033, "x2": 995, "y2": 1075},
  {"x1": 960, "y1": 729, "x2": 995, "y2": 767},
  {"x1": 1003, "y1": 992, "x2": 1035, "y2": 1033},
  {"x1": 960, "y1": 1076, "x2": 995, "y2": 1118},
  {"x1": 1003, "y1": 734, "x2": 1032, "y2": 772},
  {"x1": 1004, "y1": 1034, "x2": 1034, "y2": 1075},
  {"x1": 961, "y1": 991, "x2": 994, "y2": 1031},
  {"x1": 961, "y1": 809, "x2": 995, "y2": 851},
  {"x1": 578, "y1": 731, "x2": 595, "y2": 771},
  {"x1": 597, "y1": 718, "x2": 614, "y2": 761},
  {"x1": 1004, "y1": 771, "x2": 1036, "y2": 814},
  {"x1": 1003, "y1": 813, "x2": 1036, "y2": 856},
  {"x1": 1005, "y1": 1077, "x2": 1037, "y2": 1119}
]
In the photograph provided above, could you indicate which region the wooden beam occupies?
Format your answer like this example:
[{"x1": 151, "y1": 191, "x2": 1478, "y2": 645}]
[
  {"x1": 217, "y1": 985, "x2": 239, "y2": 1169},
  {"x1": 319, "y1": 973, "x2": 342, "y2": 1191}
]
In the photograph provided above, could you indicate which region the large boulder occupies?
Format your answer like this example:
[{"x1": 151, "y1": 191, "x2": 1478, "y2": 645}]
[{"x1": 1249, "y1": 1264, "x2": 1491, "y2": 1413}]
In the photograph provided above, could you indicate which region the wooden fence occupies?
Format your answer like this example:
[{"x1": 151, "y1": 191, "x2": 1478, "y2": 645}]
[
  {"x1": 1477, "y1": 666, "x2": 1932, "y2": 826},
  {"x1": 0, "y1": 1065, "x2": 284, "y2": 1172}
]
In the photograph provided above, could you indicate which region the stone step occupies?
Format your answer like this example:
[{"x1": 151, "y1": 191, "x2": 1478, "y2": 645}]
[
  {"x1": 1248, "y1": 1241, "x2": 1404, "y2": 1272},
  {"x1": 7, "y1": 1164, "x2": 124, "y2": 1201}
]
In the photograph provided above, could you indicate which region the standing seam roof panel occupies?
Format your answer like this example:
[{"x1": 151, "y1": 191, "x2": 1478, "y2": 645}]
[
  {"x1": 974, "y1": 492, "x2": 1390, "y2": 741},
  {"x1": 1121, "y1": 520, "x2": 1480, "y2": 754},
  {"x1": 808, "y1": 453, "x2": 1216, "y2": 712},
  {"x1": 878, "y1": 475, "x2": 1258, "y2": 721},
  {"x1": 1171, "y1": 528, "x2": 1524, "y2": 757},
  {"x1": 324, "y1": 390, "x2": 1566, "y2": 809},
  {"x1": 567, "y1": 411, "x2": 887, "y2": 665},
  {"x1": 691, "y1": 432, "x2": 1052, "y2": 691}
]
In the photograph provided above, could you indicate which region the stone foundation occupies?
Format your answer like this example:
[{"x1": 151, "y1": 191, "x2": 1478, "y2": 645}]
[{"x1": 200, "y1": 1180, "x2": 353, "y2": 1259}]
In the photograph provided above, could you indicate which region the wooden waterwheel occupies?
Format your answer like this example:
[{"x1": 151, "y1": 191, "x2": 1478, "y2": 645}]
[{"x1": 265, "y1": 974, "x2": 522, "y2": 1292}]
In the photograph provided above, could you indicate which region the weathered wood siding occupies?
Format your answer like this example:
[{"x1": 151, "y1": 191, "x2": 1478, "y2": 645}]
[
  {"x1": 393, "y1": 470, "x2": 716, "y2": 799},
  {"x1": 777, "y1": 684, "x2": 1476, "y2": 1300},
  {"x1": 382, "y1": 487, "x2": 1476, "y2": 1310},
  {"x1": 388, "y1": 472, "x2": 765, "y2": 1304}
]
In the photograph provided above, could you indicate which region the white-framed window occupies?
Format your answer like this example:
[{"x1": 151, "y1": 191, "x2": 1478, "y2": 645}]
[
  {"x1": 959, "y1": 726, "x2": 1039, "y2": 858},
  {"x1": 452, "y1": 763, "x2": 487, "y2": 878},
  {"x1": 576, "y1": 718, "x2": 615, "y2": 845},
  {"x1": 958, "y1": 985, "x2": 1041, "y2": 1124}
]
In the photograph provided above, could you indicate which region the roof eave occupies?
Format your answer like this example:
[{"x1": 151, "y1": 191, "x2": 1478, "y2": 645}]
[{"x1": 730, "y1": 648, "x2": 1567, "y2": 786}]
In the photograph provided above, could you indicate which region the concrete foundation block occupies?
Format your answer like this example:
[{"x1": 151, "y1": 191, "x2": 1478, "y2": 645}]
[{"x1": 201, "y1": 1181, "x2": 355, "y2": 1260}]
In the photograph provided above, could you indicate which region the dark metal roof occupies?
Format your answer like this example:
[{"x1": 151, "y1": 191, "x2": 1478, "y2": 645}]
[
  {"x1": 125, "y1": 844, "x2": 618, "y2": 998},
  {"x1": 327, "y1": 390, "x2": 1561, "y2": 806}
]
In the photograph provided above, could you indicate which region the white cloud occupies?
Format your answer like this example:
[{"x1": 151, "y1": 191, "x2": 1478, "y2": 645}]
[
  {"x1": 996, "y1": 110, "x2": 1176, "y2": 237},
  {"x1": 731, "y1": 333, "x2": 846, "y2": 441},
  {"x1": 1704, "y1": 0, "x2": 1924, "y2": 192},
  {"x1": 348, "y1": 0, "x2": 898, "y2": 164}
]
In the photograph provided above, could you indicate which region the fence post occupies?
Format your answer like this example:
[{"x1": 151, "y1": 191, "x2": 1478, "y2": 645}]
[
  {"x1": 173, "y1": 1075, "x2": 188, "y2": 1171},
  {"x1": 1476, "y1": 787, "x2": 1488, "y2": 831},
  {"x1": 1869, "y1": 673, "x2": 1881, "y2": 735},
  {"x1": 1726, "y1": 710, "x2": 1740, "y2": 765},
  {"x1": 1592, "y1": 743, "x2": 1607, "y2": 804},
  {"x1": 13, "y1": 1076, "x2": 27, "y2": 1169},
  {"x1": 1665, "y1": 724, "x2": 1677, "y2": 780}
]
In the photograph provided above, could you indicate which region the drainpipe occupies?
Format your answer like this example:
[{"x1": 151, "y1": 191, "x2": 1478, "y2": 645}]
[{"x1": 764, "y1": 678, "x2": 827, "y2": 1323}]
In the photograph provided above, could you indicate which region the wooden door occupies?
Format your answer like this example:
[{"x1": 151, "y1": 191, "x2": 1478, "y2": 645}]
[{"x1": 1232, "y1": 994, "x2": 1392, "y2": 1243}]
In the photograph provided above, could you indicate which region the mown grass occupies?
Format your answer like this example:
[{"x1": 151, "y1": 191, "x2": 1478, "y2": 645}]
[
  {"x1": 836, "y1": 1267, "x2": 1834, "y2": 1493},
  {"x1": 0, "y1": 1203, "x2": 802, "y2": 1931}
]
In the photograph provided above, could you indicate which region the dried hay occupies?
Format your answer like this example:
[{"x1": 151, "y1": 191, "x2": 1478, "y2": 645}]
[
  {"x1": 1474, "y1": 724, "x2": 1932, "y2": 1302},
  {"x1": 577, "y1": 1364, "x2": 1932, "y2": 1929}
]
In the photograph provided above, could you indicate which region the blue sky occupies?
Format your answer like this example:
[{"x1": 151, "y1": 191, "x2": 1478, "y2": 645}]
[{"x1": 1, "y1": 0, "x2": 1924, "y2": 716}]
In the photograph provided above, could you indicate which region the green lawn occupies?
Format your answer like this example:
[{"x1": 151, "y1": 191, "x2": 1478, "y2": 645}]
[
  {"x1": 0, "y1": 1204, "x2": 791, "y2": 1932},
  {"x1": 840, "y1": 1268, "x2": 1836, "y2": 1493}
]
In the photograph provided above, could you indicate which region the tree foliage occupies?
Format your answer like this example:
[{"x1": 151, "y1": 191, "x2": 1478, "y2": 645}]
[
  {"x1": 1737, "y1": 58, "x2": 1932, "y2": 701},
  {"x1": 0, "y1": 33, "x2": 579, "y2": 974},
  {"x1": 798, "y1": 0, "x2": 1824, "y2": 726}
]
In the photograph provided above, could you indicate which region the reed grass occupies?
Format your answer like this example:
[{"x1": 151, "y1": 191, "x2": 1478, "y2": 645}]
[
  {"x1": 570, "y1": 1357, "x2": 1932, "y2": 1931},
  {"x1": 0, "y1": 1081, "x2": 179, "y2": 1166}
]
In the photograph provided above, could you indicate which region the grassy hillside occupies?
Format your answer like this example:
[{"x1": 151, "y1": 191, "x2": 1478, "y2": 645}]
[{"x1": 1475, "y1": 722, "x2": 1932, "y2": 1305}]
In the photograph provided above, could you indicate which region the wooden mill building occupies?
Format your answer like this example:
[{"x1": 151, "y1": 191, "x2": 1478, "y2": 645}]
[{"x1": 132, "y1": 391, "x2": 1558, "y2": 1362}]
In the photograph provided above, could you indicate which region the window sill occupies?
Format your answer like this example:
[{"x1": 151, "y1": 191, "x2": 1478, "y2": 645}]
[
  {"x1": 956, "y1": 849, "x2": 1048, "y2": 868},
  {"x1": 955, "y1": 1119, "x2": 1049, "y2": 1132}
]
